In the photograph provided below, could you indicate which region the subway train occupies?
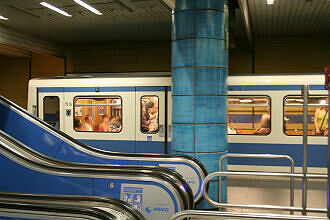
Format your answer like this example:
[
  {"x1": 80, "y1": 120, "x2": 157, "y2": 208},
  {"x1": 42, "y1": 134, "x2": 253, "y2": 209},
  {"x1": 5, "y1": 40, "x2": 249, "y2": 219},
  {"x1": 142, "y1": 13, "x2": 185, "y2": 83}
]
[{"x1": 27, "y1": 74, "x2": 328, "y2": 174}]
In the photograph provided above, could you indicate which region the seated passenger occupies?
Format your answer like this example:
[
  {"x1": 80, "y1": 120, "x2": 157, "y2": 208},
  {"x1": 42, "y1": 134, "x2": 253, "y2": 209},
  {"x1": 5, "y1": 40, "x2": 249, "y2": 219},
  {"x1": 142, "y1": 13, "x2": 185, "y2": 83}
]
[
  {"x1": 227, "y1": 126, "x2": 236, "y2": 134},
  {"x1": 97, "y1": 115, "x2": 111, "y2": 132},
  {"x1": 74, "y1": 118, "x2": 83, "y2": 131},
  {"x1": 254, "y1": 109, "x2": 270, "y2": 135},
  {"x1": 109, "y1": 116, "x2": 121, "y2": 132},
  {"x1": 314, "y1": 99, "x2": 328, "y2": 136},
  {"x1": 283, "y1": 117, "x2": 289, "y2": 134},
  {"x1": 81, "y1": 115, "x2": 93, "y2": 131}
]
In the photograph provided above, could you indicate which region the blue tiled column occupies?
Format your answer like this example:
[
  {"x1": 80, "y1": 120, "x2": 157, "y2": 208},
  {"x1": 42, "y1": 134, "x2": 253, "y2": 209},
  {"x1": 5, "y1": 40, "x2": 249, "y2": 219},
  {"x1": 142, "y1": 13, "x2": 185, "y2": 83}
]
[{"x1": 171, "y1": 0, "x2": 228, "y2": 208}]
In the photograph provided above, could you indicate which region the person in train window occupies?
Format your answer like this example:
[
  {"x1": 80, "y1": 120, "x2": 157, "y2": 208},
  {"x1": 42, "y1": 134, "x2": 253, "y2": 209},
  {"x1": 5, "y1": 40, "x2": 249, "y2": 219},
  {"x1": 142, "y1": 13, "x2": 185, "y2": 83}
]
[
  {"x1": 148, "y1": 107, "x2": 158, "y2": 132},
  {"x1": 141, "y1": 100, "x2": 154, "y2": 132},
  {"x1": 314, "y1": 99, "x2": 328, "y2": 136},
  {"x1": 254, "y1": 107, "x2": 271, "y2": 135},
  {"x1": 115, "y1": 116, "x2": 122, "y2": 128},
  {"x1": 109, "y1": 116, "x2": 121, "y2": 132},
  {"x1": 81, "y1": 115, "x2": 93, "y2": 131},
  {"x1": 97, "y1": 115, "x2": 111, "y2": 132},
  {"x1": 283, "y1": 117, "x2": 290, "y2": 134},
  {"x1": 227, "y1": 116, "x2": 236, "y2": 134},
  {"x1": 74, "y1": 118, "x2": 83, "y2": 131}
]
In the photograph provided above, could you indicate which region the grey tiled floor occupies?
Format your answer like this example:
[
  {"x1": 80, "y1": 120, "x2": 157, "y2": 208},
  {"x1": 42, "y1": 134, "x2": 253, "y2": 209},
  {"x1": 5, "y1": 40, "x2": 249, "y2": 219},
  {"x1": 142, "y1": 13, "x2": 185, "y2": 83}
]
[
  {"x1": 226, "y1": 176, "x2": 327, "y2": 217},
  {"x1": 189, "y1": 177, "x2": 327, "y2": 219}
]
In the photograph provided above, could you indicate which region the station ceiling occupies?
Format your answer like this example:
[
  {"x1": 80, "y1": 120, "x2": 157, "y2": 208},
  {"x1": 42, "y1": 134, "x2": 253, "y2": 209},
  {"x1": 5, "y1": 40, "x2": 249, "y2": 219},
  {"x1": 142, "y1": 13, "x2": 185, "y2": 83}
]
[{"x1": 0, "y1": 0, "x2": 328, "y2": 46}]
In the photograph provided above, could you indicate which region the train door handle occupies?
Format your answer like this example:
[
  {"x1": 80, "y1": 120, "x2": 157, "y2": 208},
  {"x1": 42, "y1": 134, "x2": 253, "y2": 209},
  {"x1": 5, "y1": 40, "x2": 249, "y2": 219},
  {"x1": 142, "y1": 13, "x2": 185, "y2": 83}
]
[
  {"x1": 168, "y1": 125, "x2": 172, "y2": 138},
  {"x1": 159, "y1": 124, "x2": 164, "y2": 137}
]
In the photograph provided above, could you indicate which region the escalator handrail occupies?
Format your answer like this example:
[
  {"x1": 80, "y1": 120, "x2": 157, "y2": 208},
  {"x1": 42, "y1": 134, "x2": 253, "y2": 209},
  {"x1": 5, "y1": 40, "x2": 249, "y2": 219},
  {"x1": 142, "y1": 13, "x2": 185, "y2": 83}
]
[
  {"x1": 0, "y1": 191, "x2": 145, "y2": 220},
  {"x1": 0, "y1": 130, "x2": 194, "y2": 210},
  {"x1": 0, "y1": 95, "x2": 207, "y2": 175},
  {"x1": 0, "y1": 201, "x2": 115, "y2": 220}
]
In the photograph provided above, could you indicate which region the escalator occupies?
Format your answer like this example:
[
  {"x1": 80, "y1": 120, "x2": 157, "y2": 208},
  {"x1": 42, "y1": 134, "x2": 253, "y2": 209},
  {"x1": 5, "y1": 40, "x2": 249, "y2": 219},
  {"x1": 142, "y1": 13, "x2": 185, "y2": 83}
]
[
  {"x1": 0, "y1": 191, "x2": 145, "y2": 220},
  {"x1": 0, "y1": 130, "x2": 193, "y2": 220},
  {"x1": 0, "y1": 95, "x2": 206, "y2": 202}
]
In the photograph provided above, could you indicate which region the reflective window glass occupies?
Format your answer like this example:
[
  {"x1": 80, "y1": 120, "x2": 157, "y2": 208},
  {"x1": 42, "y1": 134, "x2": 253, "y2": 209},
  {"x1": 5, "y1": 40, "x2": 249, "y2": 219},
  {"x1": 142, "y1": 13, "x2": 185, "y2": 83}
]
[
  {"x1": 43, "y1": 96, "x2": 60, "y2": 129},
  {"x1": 74, "y1": 97, "x2": 122, "y2": 133},
  {"x1": 228, "y1": 96, "x2": 271, "y2": 135},
  {"x1": 141, "y1": 96, "x2": 159, "y2": 133},
  {"x1": 284, "y1": 96, "x2": 328, "y2": 136}
]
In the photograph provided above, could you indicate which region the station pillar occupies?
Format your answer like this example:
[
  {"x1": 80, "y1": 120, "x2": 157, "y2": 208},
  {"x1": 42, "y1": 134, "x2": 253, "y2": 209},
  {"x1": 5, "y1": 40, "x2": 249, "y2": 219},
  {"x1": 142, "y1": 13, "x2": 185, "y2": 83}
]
[{"x1": 171, "y1": 0, "x2": 228, "y2": 208}]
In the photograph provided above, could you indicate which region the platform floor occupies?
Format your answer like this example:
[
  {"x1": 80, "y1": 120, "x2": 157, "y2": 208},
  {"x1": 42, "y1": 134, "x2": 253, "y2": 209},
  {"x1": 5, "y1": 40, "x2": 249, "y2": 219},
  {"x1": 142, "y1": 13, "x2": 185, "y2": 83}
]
[
  {"x1": 189, "y1": 176, "x2": 327, "y2": 219},
  {"x1": 226, "y1": 176, "x2": 327, "y2": 217}
]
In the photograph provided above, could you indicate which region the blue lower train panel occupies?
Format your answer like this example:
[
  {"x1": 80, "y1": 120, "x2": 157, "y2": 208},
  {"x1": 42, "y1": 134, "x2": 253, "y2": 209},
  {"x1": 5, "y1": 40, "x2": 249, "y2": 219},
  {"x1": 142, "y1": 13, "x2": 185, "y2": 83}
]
[{"x1": 228, "y1": 143, "x2": 328, "y2": 167}]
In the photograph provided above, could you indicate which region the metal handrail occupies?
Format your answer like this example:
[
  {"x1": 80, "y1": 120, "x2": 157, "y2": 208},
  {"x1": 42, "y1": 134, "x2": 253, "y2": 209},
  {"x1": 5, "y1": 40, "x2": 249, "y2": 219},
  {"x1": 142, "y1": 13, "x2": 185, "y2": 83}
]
[
  {"x1": 219, "y1": 153, "x2": 295, "y2": 214},
  {"x1": 202, "y1": 171, "x2": 327, "y2": 214},
  {"x1": 170, "y1": 210, "x2": 328, "y2": 220}
]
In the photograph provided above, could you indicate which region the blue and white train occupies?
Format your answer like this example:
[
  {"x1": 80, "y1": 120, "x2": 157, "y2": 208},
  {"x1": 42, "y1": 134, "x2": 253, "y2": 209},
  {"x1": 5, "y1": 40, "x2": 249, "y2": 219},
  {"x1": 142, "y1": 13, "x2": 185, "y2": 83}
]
[{"x1": 27, "y1": 74, "x2": 328, "y2": 174}]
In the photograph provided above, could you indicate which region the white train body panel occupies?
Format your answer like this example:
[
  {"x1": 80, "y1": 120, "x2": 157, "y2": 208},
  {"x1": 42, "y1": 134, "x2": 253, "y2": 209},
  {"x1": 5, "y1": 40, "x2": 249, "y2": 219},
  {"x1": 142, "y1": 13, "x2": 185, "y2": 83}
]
[{"x1": 27, "y1": 74, "x2": 328, "y2": 173}]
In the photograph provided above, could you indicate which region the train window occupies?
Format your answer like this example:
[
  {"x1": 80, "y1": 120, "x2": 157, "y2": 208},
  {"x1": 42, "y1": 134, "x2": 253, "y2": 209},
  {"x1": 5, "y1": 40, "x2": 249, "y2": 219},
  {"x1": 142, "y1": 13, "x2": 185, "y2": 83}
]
[
  {"x1": 73, "y1": 97, "x2": 122, "y2": 133},
  {"x1": 284, "y1": 96, "x2": 328, "y2": 136},
  {"x1": 141, "y1": 96, "x2": 159, "y2": 133},
  {"x1": 43, "y1": 96, "x2": 60, "y2": 129},
  {"x1": 228, "y1": 96, "x2": 271, "y2": 135}
]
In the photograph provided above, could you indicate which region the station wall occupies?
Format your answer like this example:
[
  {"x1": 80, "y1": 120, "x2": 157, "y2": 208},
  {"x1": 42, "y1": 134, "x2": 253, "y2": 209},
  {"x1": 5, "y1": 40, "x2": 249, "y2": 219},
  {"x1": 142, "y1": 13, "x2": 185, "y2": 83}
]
[
  {"x1": 229, "y1": 36, "x2": 330, "y2": 74},
  {"x1": 0, "y1": 52, "x2": 65, "y2": 108},
  {"x1": 66, "y1": 41, "x2": 171, "y2": 73},
  {"x1": 0, "y1": 36, "x2": 329, "y2": 109},
  {"x1": 0, "y1": 55, "x2": 30, "y2": 108}
]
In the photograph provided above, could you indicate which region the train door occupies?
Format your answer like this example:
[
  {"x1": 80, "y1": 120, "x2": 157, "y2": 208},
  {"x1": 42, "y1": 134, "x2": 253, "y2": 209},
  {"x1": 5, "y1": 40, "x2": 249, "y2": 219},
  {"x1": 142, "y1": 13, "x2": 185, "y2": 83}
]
[
  {"x1": 38, "y1": 88, "x2": 64, "y2": 131},
  {"x1": 135, "y1": 87, "x2": 167, "y2": 153}
]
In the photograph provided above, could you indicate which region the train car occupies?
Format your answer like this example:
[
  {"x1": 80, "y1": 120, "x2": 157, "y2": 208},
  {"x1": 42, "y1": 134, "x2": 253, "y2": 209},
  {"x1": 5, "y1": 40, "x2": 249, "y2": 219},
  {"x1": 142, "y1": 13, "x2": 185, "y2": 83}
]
[{"x1": 27, "y1": 74, "x2": 327, "y2": 173}]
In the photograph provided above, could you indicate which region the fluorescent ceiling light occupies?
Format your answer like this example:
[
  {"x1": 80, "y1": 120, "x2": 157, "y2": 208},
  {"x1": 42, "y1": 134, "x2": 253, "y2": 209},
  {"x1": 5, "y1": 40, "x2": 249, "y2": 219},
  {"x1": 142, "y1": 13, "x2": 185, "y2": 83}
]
[
  {"x1": 0, "y1": 15, "x2": 8, "y2": 20},
  {"x1": 74, "y1": 0, "x2": 103, "y2": 15},
  {"x1": 40, "y1": 2, "x2": 72, "y2": 17},
  {"x1": 267, "y1": 0, "x2": 275, "y2": 4}
]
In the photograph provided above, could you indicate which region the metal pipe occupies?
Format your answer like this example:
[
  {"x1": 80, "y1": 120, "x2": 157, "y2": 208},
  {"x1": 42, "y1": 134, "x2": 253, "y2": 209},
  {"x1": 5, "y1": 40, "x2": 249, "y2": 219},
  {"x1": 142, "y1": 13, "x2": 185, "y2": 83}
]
[
  {"x1": 170, "y1": 210, "x2": 328, "y2": 220},
  {"x1": 202, "y1": 171, "x2": 327, "y2": 214},
  {"x1": 302, "y1": 85, "x2": 309, "y2": 215},
  {"x1": 218, "y1": 153, "x2": 295, "y2": 214}
]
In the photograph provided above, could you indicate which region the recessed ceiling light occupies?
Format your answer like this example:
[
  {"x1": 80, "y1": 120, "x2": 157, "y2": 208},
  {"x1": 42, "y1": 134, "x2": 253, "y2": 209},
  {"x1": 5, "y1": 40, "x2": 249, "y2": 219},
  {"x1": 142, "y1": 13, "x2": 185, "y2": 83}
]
[
  {"x1": 267, "y1": 0, "x2": 275, "y2": 4},
  {"x1": 40, "y1": 2, "x2": 72, "y2": 17},
  {"x1": 0, "y1": 15, "x2": 8, "y2": 20},
  {"x1": 74, "y1": 0, "x2": 103, "y2": 15}
]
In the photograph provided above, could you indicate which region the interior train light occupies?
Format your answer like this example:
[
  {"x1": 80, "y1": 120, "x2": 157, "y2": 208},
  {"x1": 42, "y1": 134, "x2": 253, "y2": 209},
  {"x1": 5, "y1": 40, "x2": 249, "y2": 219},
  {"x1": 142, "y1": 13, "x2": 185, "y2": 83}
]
[
  {"x1": 40, "y1": 2, "x2": 72, "y2": 17},
  {"x1": 74, "y1": 0, "x2": 103, "y2": 15},
  {"x1": 240, "y1": 99, "x2": 253, "y2": 103},
  {"x1": 267, "y1": 0, "x2": 275, "y2": 5},
  {"x1": 0, "y1": 15, "x2": 8, "y2": 20}
]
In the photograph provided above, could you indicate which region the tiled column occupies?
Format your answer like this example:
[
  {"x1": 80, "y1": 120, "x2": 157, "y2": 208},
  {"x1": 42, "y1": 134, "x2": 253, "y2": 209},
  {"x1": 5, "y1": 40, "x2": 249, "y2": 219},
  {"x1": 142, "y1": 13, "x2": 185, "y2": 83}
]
[{"x1": 171, "y1": 0, "x2": 228, "y2": 208}]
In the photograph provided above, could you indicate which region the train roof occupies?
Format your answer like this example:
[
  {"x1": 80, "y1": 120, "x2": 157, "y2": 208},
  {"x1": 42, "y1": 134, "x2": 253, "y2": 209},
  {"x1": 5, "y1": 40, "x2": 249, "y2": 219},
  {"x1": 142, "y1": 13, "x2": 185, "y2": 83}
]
[{"x1": 29, "y1": 73, "x2": 324, "y2": 88}]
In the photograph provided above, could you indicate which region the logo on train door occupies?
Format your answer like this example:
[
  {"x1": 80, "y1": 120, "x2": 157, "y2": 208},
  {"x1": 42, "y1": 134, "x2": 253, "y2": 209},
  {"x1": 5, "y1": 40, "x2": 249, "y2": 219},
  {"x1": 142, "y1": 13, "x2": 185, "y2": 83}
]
[{"x1": 66, "y1": 109, "x2": 71, "y2": 116}]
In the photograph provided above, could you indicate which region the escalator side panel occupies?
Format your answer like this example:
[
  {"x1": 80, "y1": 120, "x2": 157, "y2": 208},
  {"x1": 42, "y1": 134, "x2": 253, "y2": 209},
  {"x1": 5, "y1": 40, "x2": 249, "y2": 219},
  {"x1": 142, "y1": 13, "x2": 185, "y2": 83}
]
[
  {"x1": 0, "y1": 153, "x2": 93, "y2": 195},
  {"x1": 0, "y1": 104, "x2": 61, "y2": 158},
  {"x1": 56, "y1": 141, "x2": 138, "y2": 166},
  {"x1": 0, "y1": 151, "x2": 179, "y2": 220},
  {"x1": 0, "y1": 97, "x2": 203, "y2": 201}
]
